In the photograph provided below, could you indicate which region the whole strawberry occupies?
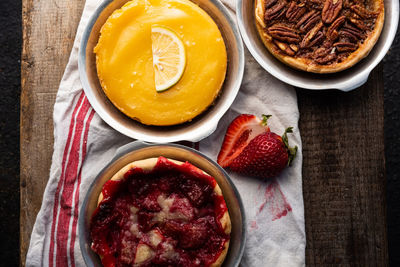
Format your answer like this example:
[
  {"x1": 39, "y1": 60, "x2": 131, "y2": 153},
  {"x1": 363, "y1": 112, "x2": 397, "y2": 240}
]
[
  {"x1": 217, "y1": 113, "x2": 297, "y2": 178},
  {"x1": 228, "y1": 128, "x2": 297, "y2": 178}
]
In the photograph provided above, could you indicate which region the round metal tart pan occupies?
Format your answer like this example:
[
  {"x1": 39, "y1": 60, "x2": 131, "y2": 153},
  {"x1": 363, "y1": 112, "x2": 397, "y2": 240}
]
[
  {"x1": 78, "y1": 0, "x2": 244, "y2": 142},
  {"x1": 236, "y1": 0, "x2": 399, "y2": 91},
  {"x1": 79, "y1": 141, "x2": 246, "y2": 267}
]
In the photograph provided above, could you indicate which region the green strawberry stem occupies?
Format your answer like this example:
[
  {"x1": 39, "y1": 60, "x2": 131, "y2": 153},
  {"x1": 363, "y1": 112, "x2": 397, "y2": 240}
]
[
  {"x1": 261, "y1": 114, "x2": 272, "y2": 127},
  {"x1": 282, "y1": 127, "x2": 298, "y2": 166}
]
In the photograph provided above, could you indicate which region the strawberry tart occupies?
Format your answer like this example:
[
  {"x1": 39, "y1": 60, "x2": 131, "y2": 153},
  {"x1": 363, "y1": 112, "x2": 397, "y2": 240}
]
[{"x1": 90, "y1": 157, "x2": 231, "y2": 267}]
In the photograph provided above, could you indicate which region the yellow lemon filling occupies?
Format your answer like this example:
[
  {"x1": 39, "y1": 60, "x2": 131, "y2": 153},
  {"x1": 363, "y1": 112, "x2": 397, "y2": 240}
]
[{"x1": 94, "y1": 0, "x2": 227, "y2": 126}]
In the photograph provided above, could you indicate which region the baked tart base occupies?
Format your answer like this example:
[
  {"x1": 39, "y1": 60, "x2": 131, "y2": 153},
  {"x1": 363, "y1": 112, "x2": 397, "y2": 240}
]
[{"x1": 255, "y1": 0, "x2": 384, "y2": 73}]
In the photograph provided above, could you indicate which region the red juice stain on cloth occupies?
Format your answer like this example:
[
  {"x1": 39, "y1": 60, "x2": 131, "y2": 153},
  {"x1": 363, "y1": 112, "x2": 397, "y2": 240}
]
[{"x1": 257, "y1": 179, "x2": 292, "y2": 221}]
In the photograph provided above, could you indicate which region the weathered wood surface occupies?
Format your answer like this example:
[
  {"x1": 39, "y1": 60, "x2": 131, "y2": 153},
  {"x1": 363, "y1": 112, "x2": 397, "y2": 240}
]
[
  {"x1": 20, "y1": 0, "x2": 85, "y2": 265},
  {"x1": 297, "y1": 65, "x2": 387, "y2": 266},
  {"x1": 20, "y1": 0, "x2": 387, "y2": 266}
]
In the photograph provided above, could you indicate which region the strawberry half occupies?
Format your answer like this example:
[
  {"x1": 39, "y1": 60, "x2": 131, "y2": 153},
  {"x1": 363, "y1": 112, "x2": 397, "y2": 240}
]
[
  {"x1": 228, "y1": 128, "x2": 297, "y2": 178},
  {"x1": 217, "y1": 114, "x2": 271, "y2": 167}
]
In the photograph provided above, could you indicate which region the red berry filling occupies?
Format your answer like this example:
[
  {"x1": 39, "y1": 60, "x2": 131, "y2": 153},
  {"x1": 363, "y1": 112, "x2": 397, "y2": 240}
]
[{"x1": 90, "y1": 157, "x2": 230, "y2": 267}]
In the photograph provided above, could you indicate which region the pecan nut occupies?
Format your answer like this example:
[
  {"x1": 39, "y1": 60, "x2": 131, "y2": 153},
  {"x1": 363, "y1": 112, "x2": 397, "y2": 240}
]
[
  {"x1": 307, "y1": 0, "x2": 324, "y2": 9},
  {"x1": 266, "y1": 0, "x2": 278, "y2": 8},
  {"x1": 301, "y1": 22, "x2": 324, "y2": 48},
  {"x1": 265, "y1": 1, "x2": 287, "y2": 22},
  {"x1": 340, "y1": 23, "x2": 364, "y2": 41},
  {"x1": 268, "y1": 24, "x2": 301, "y2": 43},
  {"x1": 289, "y1": 44, "x2": 299, "y2": 52},
  {"x1": 315, "y1": 54, "x2": 336, "y2": 64},
  {"x1": 286, "y1": 2, "x2": 307, "y2": 22},
  {"x1": 334, "y1": 42, "x2": 358, "y2": 52},
  {"x1": 351, "y1": 4, "x2": 378, "y2": 19},
  {"x1": 343, "y1": 0, "x2": 352, "y2": 8},
  {"x1": 309, "y1": 32, "x2": 324, "y2": 47},
  {"x1": 313, "y1": 47, "x2": 337, "y2": 64},
  {"x1": 273, "y1": 40, "x2": 297, "y2": 56},
  {"x1": 349, "y1": 18, "x2": 367, "y2": 30},
  {"x1": 296, "y1": 10, "x2": 320, "y2": 32},
  {"x1": 326, "y1": 15, "x2": 346, "y2": 40},
  {"x1": 322, "y1": 0, "x2": 343, "y2": 23}
]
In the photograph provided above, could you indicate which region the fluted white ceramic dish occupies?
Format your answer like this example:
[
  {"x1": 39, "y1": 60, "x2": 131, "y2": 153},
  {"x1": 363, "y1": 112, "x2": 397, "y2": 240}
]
[
  {"x1": 79, "y1": 0, "x2": 244, "y2": 143},
  {"x1": 237, "y1": 0, "x2": 399, "y2": 91}
]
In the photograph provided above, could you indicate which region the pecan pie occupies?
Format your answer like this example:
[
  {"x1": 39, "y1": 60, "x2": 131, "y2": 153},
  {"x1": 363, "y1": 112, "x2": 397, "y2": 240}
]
[
  {"x1": 90, "y1": 157, "x2": 231, "y2": 267},
  {"x1": 255, "y1": 0, "x2": 384, "y2": 73}
]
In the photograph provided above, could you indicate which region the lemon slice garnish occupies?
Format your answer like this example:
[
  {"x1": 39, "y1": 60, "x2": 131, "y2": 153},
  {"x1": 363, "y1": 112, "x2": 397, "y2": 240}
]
[{"x1": 151, "y1": 26, "x2": 186, "y2": 92}]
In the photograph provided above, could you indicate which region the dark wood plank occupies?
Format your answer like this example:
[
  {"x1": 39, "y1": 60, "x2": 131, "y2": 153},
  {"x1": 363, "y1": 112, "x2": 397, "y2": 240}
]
[
  {"x1": 297, "y1": 65, "x2": 388, "y2": 266},
  {"x1": 20, "y1": 0, "x2": 85, "y2": 265}
]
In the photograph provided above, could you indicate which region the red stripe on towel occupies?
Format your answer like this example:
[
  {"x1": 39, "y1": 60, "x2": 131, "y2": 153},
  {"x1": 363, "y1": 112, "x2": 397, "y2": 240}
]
[
  {"x1": 69, "y1": 109, "x2": 95, "y2": 267},
  {"x1": 49, "y1": 92, "x2": 85, "y2": 267},
  {"x1": 54, "y1": 97, "x2": 91, "y2": 266}
]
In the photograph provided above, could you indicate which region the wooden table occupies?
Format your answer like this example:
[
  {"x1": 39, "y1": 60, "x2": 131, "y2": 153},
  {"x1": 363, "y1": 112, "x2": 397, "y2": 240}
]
[{"x1": 20, "y1": 0, "x2": 388, "y2": 265}]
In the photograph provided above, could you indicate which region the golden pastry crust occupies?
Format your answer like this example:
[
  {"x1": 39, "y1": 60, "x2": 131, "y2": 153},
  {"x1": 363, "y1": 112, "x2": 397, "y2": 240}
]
[
  {"x1": 255, "y1": 0, "x2": 384, "y2": 73},
  {"x1": 97, "y1": 157, "x2": 231, "y2": 267}
]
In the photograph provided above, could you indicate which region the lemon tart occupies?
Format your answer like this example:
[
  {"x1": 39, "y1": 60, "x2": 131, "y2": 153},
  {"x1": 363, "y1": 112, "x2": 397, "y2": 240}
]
[{"x1": 94, "y1": 0, "x2": 227, "y2": 126}]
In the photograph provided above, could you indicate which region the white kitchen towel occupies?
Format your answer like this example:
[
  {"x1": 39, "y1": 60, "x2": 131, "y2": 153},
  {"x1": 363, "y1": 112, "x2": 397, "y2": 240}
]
[{"x1": 26, "y1": 0, "x2": 305, "y2": 266}]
